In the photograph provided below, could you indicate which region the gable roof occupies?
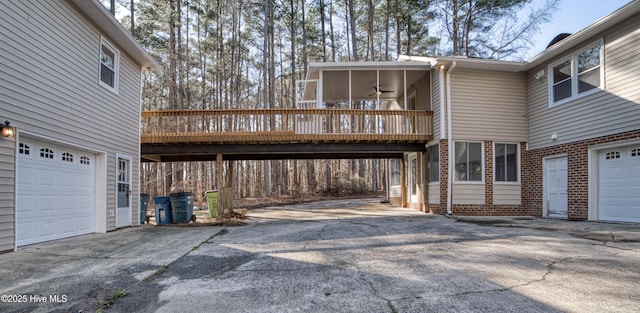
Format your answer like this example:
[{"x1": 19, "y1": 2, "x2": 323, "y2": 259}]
[
  {"x1": 69, "y1": 0, "x2": 159, "y2": 71},
  {"x1": 526, "y1": 0, "x2": 640, "y2": 68}
]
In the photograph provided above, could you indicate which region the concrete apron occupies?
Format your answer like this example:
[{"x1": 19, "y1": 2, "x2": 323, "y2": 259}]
[
  {"x1": 0, "y1": 226, "x2": 221, "y2": 313},
  {"x1": 1, "y1": 197, "x2": 640, "y2": 313}
]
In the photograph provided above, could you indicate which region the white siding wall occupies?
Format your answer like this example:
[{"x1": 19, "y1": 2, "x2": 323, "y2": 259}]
[
  {"x1": 450, "y1": 69, "x2": 527, "y2": 142},
  {"x1": 0, "y1": 140, "x2": 16, "y2": 251},
  {"x1": 494, "y1": 184, "x2": 521, "y2": 205},
  {"x1": 528, "y1": 16, "x2": 640, "y2": 150},
  {"x1": 428, "y1": 183, "x2": 440, "y2": 204},
  {"x1": 448, "y1": 68, "x2": 525, "y2": 206},
  {"x1": 452, "y1": 184, "x2": 484, "y2": 205},
  {"x1": 0, "y1": 0, "x2": 142, "y2": 240},
  {"x1": 431, "y1": 69, "x2": 442, "y2": 141}
]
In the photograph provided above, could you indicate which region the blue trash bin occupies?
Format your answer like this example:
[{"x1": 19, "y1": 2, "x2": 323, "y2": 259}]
[
  {"x1": 140, "y1": 194, "x2": 150, "y2": 224},
  {"x1": 153, "y1": 196, "x2": 172, "y2": 225},
  {"x1": 169, "y1": 192, "x2": 194, "y2": 223}
]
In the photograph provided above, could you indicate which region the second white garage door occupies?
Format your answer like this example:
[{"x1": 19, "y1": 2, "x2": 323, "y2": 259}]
[
  {"x1": 598, "y1": 145, "x2": 640, "y2": 223},
  {"x1": 16, "y1": 139, "x2": 96, "y2": 246}
]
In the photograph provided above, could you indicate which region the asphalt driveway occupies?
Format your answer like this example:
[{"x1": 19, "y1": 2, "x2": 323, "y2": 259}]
[{"x1": 1, "y1": 198, "x2": 640, "y2": 312}]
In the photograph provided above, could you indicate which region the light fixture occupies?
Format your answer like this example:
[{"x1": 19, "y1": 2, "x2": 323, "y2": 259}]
[{"x1": 1, "y1": 121, "x2": 15, "y2": 138}]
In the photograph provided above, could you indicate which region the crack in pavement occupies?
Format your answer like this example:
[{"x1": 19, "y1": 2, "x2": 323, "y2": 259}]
[{"x1": 446, "y1": 257, "x2": 574, "y2": 298}]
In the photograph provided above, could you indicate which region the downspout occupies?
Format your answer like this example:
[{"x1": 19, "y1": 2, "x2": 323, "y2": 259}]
[
  {"x1": 446, "y1": 61, "x2": 457, "y2": 216},
  {"x1": 438, "y1": 65, "x2": 445, "y2": 143}
]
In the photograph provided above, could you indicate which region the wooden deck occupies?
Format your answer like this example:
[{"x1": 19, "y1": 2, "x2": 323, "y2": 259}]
[
  {"x1": 141, "y1": 109, "x2": 432, "y2": 161},
  {"x1": 141, "y1": 109, "x2": 433, "y2": 144}
]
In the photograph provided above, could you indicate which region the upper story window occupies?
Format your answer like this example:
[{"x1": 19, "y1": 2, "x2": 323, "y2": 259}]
[
  {"x1": 455, "y1": 142, "x2": 482, "y2": 182},
  {"x1": 100, "y1": 38, "x2": 119, "y2": 93},
  {"x1": 549, "y1": 40, "x2": 602, "y2": 106}
]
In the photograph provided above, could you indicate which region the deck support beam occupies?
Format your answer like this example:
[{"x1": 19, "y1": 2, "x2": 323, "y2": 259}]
[
  {"x1": 216, "y1": 154, "x2": 225, "y2": 215},
  {"x1": 401, "y1": 157, "x2": 407, "y2": 208}
]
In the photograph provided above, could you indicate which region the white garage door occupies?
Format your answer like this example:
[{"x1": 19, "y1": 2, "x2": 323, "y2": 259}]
[
  {"x1": 16, "y1": 139, "x2": 96, "y2": 246},
  {"x1": 598, "y1": 145, "x2": 640, "y2": 223}
]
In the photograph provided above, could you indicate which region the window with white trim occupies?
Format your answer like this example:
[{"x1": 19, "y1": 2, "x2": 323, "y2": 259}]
[
  {"x1": 100, "y1": 39, "x2": 119, "y2": 92},
  {"x1": 427, "y1": 145, "x2": 439, "y2": 182},
  {"x1": 455, "y1": 142, "x2": 482, "y2": 182},
  {"x1": 549, "y1": 40, "x2": 602, "y2": 105},
  {"x1": 495, "y1": 143, "x2": 518, "y2": 182},
  {"x1": 390, "y1": 159, "x2": 401, "y2": 186}
]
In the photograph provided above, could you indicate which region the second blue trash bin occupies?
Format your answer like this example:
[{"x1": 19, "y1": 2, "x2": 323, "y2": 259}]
[
  {"x1": 169, "y1": 192, "x2": 194, "y2": 223},
  {"x1": 153, "y1": 196, "x2": 172, "y2": 225}
]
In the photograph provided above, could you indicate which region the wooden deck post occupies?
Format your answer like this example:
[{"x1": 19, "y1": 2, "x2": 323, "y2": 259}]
[
  {"x1": 401, "y1": 157, "x2": 407, "y2": 208},
  {"x1": 225, "y1": 160, "x2": 234, "y2": 212},
  {"x1": 216, "y1": 154, "x2": 224, "y2": 215}
]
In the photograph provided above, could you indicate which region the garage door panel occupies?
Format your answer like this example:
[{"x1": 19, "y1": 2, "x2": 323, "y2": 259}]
[
  {"x1": 38, "y1": 220, "x2": 57, "y2": 238},
  {"x1": 599, "y1": 146, "x2": 640, "y2": 223},
  {"x1": 58, "y1": 171, "x2": 76, "y2": 187},
  {"x1": 17, "y1": 167, "x2": 33, "y2": 186},
  {"x1": 37, "y1": 168, "x2": 56, "y2": 187},
  {"x1": 17, "y1": 139, "x2": 96, "y2": 246}
]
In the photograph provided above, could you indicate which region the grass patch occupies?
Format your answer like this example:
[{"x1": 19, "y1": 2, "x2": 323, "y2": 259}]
[
  {"x1": 95, "y1": 289, "x2": 127, "y2": 313},
  {"x1": 387, "y1": 300, "x2": 398, "y2": 313}
]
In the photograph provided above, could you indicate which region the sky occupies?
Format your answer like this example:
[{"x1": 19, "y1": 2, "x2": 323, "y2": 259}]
[{"x1": 526, "y1": 0, "x2": 632, "y2": 58}]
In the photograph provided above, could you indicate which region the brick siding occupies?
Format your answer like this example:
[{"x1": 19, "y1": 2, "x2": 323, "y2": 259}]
[{"x1": 524, "y1": 129, "x2": 640, "y2": 220}]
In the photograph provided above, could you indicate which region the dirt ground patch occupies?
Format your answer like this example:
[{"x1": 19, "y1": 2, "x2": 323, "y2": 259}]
[{"x1": 145, "y1": 194, "x2": 383, "y2": 227}]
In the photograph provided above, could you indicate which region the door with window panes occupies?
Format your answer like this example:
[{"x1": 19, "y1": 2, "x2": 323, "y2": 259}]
[{"x1": 116, "y1": 156, "x2": 132, "y2": 227}]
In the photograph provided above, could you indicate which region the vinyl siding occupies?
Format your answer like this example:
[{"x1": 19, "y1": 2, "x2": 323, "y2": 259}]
[
  {"x1": 428, "y1": 183, "x2": 440, "y2": 204},
  {"x1": 431, "y1": 69, "x2": 442, "y2": 141},
  {"x1": 0, "y1": 0, "x2": 142, "y2": 239},
  {"x1": 450, "y1": 69, "x2": 527, "y2": 142},
  {"x1": 527, "y1": 15, "x2": 640, "y2": 150},
  {"x1": 452, "y1": 184, "x2": 484, "y2": 205},
  {"x1": 0, "y1": 140, "x2": 16, "y2": 252},
  {"x1": 494, "y1": 184, "x2": 521, "y2": 205}
]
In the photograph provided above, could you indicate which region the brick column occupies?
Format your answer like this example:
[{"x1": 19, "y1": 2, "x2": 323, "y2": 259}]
[
  {"x1": 484, "y1": 141, "x2": 493, "y2": 210},
  {"x1": 439, "y1": 139, "x2": 448, "y2": 215}
]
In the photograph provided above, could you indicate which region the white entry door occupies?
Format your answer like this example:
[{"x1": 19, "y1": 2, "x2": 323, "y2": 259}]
[
  {"x1": 407, "y1": 155, "x2": 418, "y2": 204},
  {"x1": 116, "y1": 156, "x2": 132, "y2": 228},
  {"x1": 598, "y1": 146, "x2": 640, "y2": 222},
  {"x1": 545, "y1": 156, "x2": 568, "y2": 218}
]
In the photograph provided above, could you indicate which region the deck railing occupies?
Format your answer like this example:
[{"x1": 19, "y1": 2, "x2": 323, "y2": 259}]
[{"x1": 141, "y1": 109, "x2": 433, "y2": 144}]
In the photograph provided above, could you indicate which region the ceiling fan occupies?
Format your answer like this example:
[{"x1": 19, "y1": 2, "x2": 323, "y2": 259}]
[{"x1": 368, "y1": 85, "x2": 394, "y2": 96}]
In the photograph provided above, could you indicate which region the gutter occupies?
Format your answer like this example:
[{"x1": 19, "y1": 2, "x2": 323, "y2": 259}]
[{"x1": 445, "y1": 61, "x2": 457, "y2": 216}]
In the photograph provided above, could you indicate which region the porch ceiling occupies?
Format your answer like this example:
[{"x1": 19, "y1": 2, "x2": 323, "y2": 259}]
[{"x1": 305, "y1": 61, "x2": 432, "y2": 102}]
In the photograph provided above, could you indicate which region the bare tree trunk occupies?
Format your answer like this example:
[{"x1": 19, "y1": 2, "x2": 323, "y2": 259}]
[
  {"x1": 320, "y1": 0, "x2": 327, "y2": 61},
  {"x1": 347, "y1": 0, "x2": 358, "y2": 61},
  {"x1": 329, "y1": 0, "x2": 336, "y2": 62},
  {"x1": 452, "y1": 0, "x2": 460, "y2": 55},
  {"x1": 130, "y1": 0, "x2": 135, "y2": 35},
  {"x1": 301, "y1": 0, "x2": 308, "y2": 77},
  {"x1": 366, "y1": 0, "x2": 374, "y2": 60},
  {"x1": 263, "y1": 0, "x2": 271, "y2": 196},
  {"x1": 177, "y1": 0, "x2": 185, "y2": 109},
  {"x1": 385, "y1": 0, "x2": 391, "y2": 60},
  {"x1": 168, "y1": 0, "x2": 178, "y2": 110}
]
